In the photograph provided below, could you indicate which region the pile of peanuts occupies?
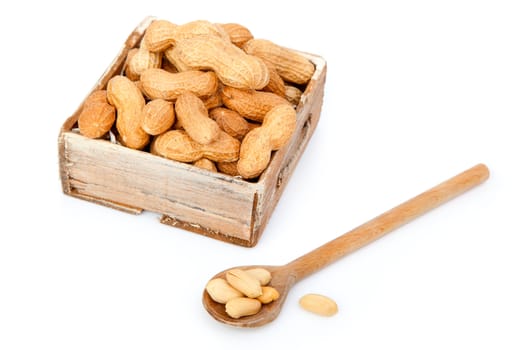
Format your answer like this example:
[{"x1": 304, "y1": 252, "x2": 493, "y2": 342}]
[
  {"x1": 77, "y1": 19, "x2": 315, "y2": 179},
  {"x1": 206, "y1": 267, "x2": 339, "y2": 319},
  {"x1": 206, "y1": 268, "x2": 279, "y2": 318}
]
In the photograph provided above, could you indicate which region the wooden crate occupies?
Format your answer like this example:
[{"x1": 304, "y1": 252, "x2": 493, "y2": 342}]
[{"x1": 58, "y1": 17, "x2": 327, "y2": 247}]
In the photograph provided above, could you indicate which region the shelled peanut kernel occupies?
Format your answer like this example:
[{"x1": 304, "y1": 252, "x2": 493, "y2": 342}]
[
  {"x1": 205, "y1": 267, "x2": 279, "y2": 319},
  {"x1": 299, "y1": 294, "x2": 338, "y2": 317}
]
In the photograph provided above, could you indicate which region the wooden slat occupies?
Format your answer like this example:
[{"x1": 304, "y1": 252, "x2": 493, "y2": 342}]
[
  {"x1": 251, "y1": 58, "x2": 328, "y2": 243},
  {"x1": 62, "y1": 133, "x2": 256, "y2": 240}
]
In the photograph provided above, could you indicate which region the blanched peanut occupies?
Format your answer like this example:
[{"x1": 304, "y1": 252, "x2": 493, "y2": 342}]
[
  {"x1": 226, "y1": 268, "x2": 262, "y2": 298},
  {"x1": 245, "y1": 268, "x2": 272, "y2": 286},
  {"x1": 225, "y1": 298, "x2": 262, "y2": 319},
  {"x1": 257, "y1": 286, "x2": 280, "y2": 304},
  {"x1": 299, "y1": 294, "x2": 338, "y2": 317},
  {"x1": 205, "y1": 278, "x2": 243, "y2": 304},
  {"x1": 205, "y1": 267, "x2": 279, "y2": 319}
]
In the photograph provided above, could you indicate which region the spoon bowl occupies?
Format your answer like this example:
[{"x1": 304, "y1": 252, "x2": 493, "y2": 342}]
[
  {"x1": 202, "y1": 164, "x2": 489, "y2": 327},
  {"x1": 203, "y1": 265, "x2": 295, "y2": 327}
]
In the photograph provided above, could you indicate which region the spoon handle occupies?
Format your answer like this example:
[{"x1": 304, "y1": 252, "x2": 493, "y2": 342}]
[{"x1": 285, "y1": 163, "x2": 489, "y2": 282}]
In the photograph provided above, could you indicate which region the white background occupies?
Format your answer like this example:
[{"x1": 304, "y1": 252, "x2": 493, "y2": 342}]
[{"x1": 1, "y1": 1, "x2": 524, "y2": 349}]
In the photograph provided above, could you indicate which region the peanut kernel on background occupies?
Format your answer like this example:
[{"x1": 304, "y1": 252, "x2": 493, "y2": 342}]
[{"x1": 299, "y1": 294, "x2": 338, "y2": 317}]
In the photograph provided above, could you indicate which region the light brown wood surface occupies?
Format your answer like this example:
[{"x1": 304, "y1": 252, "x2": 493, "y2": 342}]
[{"x1": 203, "y1": 164, "x2": 489, "y2": 327}]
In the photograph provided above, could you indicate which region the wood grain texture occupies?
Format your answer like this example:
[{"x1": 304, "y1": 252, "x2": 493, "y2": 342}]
[
  {"x1": 62, "y1": 133, "x2": 255, "y2": 240},
  {"x1": 57, "y1": 16, "x2": 327, "y2": 246}
]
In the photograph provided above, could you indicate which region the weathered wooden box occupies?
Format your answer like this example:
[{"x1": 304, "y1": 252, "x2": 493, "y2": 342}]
[{"x1": 58, "y1": 18, "x2": 327, "y2": 247}]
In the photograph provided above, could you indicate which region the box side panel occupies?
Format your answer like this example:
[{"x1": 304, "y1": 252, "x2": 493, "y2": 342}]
[
  {"x1": 61, "y1": 132, "x2": 255, "y2": 241},
  {"x1": 251, "y1": 56, "x2": 327, "y2": 244},
  {"x1": 58, "y1": 17, "x2": 153, "y2": 197}
]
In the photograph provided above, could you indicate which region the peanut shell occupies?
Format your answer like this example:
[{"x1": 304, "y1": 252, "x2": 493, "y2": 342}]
[
  {"x1": 209, "y1": 107, "x2": 251, "y2": 140},
  {"x1": 221, "y1": 86, "x2": 289, "y2": 122},
  {"x1": 193, "y1": 158, "x2": 218, "y2": 172},
  {"x1": 78, "y1": 91, "x2": 116, "y2": 139},
  {"x1": 243, "y1": 38, "x2": 315, "y2": 84},
  {"x1": 107, "y1": 76, "x2": 149, "y2": 150},
  {"x1": 219, "y1": 23, "x2": 254, "y2": 48},
  {"x1": 141, "y1": 99, "x2": 175, "y2": 136},
  {"x1": 151, "y1": 130, "x2": 240, "y2": 163},
  {"x1": 175, "y1": 92, "x2": 220, "y2": 145},
  {"x1": 168, "y1": 35, "x2": 269, "y2": 90},
  {"x1": 140, "y1": 69, "x2": 218, "y2": 101}
]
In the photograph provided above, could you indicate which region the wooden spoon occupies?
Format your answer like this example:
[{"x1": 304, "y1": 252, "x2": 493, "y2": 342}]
[{"x1": 203, "y1": 164, "x2": 489, "y2": 327}]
